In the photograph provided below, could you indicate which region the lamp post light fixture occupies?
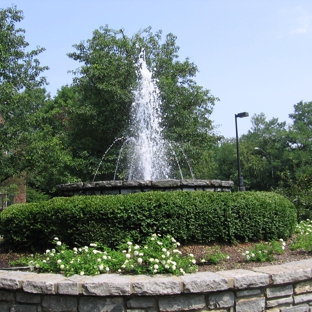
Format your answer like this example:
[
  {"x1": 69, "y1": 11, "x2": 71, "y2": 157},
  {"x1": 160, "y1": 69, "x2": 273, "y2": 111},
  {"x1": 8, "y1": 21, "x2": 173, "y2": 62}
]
[
  {"x1": 235, "y1": 112, "x2": 249, "y2": 191},
  {"x1": 254, "y1": 147, "x2": 273, "y2": 178}
]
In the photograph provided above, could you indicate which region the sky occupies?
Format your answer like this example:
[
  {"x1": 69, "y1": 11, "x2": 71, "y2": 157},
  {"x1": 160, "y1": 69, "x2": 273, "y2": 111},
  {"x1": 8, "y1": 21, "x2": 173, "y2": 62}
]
[{"x1": 1, "y1": 0, "x2": 312, "y2": 138}]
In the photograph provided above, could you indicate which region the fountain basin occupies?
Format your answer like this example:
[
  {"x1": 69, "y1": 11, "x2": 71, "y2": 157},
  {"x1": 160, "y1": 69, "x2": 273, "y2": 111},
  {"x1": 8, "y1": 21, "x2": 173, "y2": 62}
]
[{"x1": 56, "y1": 179, "x2": 234, "y2": 196}]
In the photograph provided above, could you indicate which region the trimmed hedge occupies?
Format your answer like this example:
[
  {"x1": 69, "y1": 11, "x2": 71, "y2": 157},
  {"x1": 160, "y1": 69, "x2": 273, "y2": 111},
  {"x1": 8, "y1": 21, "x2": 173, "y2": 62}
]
[{"x1": 0, "y1": 191, "x2": 297, "y2": 251}]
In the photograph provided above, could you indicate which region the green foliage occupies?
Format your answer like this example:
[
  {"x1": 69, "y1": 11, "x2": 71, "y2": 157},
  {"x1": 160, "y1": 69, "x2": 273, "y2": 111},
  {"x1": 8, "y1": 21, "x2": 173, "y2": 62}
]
[
  {"x1": 0, "y1": 191, "x2": 297, "y2": 252},
  {"x1": 13, "y1": 234, "x2": 197, "y2": 277},
  {"x1": 62, "y1": 26, "x2": 219, "y2": 181},
  {"x1": 26, "y1": 187, "x2": 51, "y2": 203},
  {"x1": 242, "y1": 239, "x2": 285, "y2": 262},
  {"x1": 200, "y1": 246, "x2": 229, "y2": 265},
  {"x1": 290, "y1": 219, "x2": 312, "y2": 252},
  {"x1": 0, "y1": 6, "x2": 49, "y2": 183}
]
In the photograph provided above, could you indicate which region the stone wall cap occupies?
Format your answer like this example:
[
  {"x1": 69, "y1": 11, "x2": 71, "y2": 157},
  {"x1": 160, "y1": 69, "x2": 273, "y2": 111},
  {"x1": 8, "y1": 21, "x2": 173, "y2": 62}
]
[
  {"x1": 217, "y1": 269, "x2": 270, "y2": 289},
  {"x1": 131, "y1": 274, "x2": 183, "y2": 295},
  {"x1": 1, "y1": 259, "x2": 312, "y2": 295},
  {"x1": 180, "y1": 271, "x2": 229, "y2": 293},
  {"x1": 253, "y1": 264, "x2": 312, "y2": 284}
]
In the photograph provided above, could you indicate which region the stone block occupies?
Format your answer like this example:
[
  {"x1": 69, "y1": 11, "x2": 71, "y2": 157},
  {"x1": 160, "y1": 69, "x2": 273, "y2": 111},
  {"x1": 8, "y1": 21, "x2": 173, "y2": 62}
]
[
  {"x1": 22, "y1": 273, "x2": 65, "y2": 294},
  {"x1": 127, "y1": 297, "x2": 156, "y2": 308},
  {"x1": 9, "y1": 305, "x2": 38, "y2": 312},
  {"x1": 235, "y1": 297, "x2": 265, "y2": 312},
  {"x1": 82, "y1": 274, "x2": 130, "y2": 296},
  {"x1": 266, "y1": 285, "x2": 294, "y2": 298},
  {"x1": 266, "y1": 296, "x2": 293, "y2": 307},
  {"x1": 280, "y1": 304, "x2": 310, "y2": 312},
  {"x1": 236, "y1": 288, "x2": 262, "y2": 297},
  {"x1": 207, "y1": 291, "x2": 235, "y2": 309},
  {"x1": 0, "y1": 290, "x2": 14, "y2": 302},
  {"x1": 158, "y1": 294, "x2": 206, "y2": 311},
  {"x1": 0, "y1": 270, "x2": 30, "y2": 290},
  {"x1": 42, "y1": 295, "x2": 77, "y2": 312},
  {"x1": 57, "y1": 275, "x2": 86, "y2": 295},
  {"x1": 253, "y1": 265, "x2": 312, "y2": 285},
  {"x1": 295, "y1": 280, "x2": 312, "y2": 294},
  {"x1": 131, "y1": 275, "x2": 182, "y2": 295},
  {"x1": 16, "y1": 291, "x2": 41, "y2": 303},
  {"x1": 0, "y1": 302, "x2": 9, "y2": 312},
  {"x1": 79, "y1": 297, "x2": 124, "y2": 312},
  {"x1": 151, "y1": 180, "x2": 180, "y2": 187},
  {"x1": 294, "y1": 292, "x2": 312, "y2": 304},
  {"x1": 217, "y1": 269, "x2": 269, "y2": 289},
  {"x1": 180, "y1": 272, "x2": 229, "y2": 293}
]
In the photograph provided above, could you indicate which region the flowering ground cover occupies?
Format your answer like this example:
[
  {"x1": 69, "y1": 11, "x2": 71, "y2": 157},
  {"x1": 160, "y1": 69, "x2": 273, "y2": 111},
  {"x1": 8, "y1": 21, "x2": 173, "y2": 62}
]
[{"x1": 0, "y1": 220, "x2": 311, "y2": 274}]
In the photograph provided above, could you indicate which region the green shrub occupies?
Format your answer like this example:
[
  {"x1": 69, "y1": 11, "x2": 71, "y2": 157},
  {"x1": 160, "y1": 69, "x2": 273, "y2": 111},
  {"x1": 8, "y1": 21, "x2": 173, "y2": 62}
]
[{"x1": 0, "y1": 191, "x2": 297, "y2": 251}]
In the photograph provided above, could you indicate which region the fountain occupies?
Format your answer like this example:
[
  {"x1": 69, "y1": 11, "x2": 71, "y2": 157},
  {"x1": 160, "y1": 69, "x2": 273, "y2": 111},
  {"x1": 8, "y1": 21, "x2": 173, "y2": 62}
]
[{"x1": 57, "y1": 51, "x2": 233, "y2": 196}]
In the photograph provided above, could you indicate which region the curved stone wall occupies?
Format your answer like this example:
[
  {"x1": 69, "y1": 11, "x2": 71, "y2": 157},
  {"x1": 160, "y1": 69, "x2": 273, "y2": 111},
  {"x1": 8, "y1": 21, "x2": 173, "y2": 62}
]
[
  {"x1": 1, "y1": 259, "x2": 312, "y2": 311},
  {"x1": 56, "y1": 179, "x2": 234, "y2": 196}
]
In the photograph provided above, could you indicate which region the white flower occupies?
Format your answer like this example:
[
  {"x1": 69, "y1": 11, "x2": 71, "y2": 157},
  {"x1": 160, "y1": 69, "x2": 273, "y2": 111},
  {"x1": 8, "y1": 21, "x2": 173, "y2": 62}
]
[
  {"x1": 126, "y1": 253, "x2": 131, "y2": 259},
  {"x1": 52, "y1": 249, "x2": 56, "y2": 253},
  {"x1": 200, "y1": 258, "x2": 205, "y2": 263},
  {"x1": 189, "y1": 253, "x2": 194, "y2": 258},
  {"x1": 42, "y1": 260, "x2": 46, "y2": 263},
  {"x1": 73, "y1": 247, "x2": 78, "y2": 252},
  {"x1": 226, "y1": 256, "x2": 230, "y2": 260},
  {"x1": 57, "y1": 259, "x2": 62, "y2": 263},
  {"x1": 166, "y1": 251, "x2": 170, "y2": 256},
  {"x1": 162, "y1": 248, "x2": 167, "y2": 252},
  {"x1": 54, "y1": 237, "x2": 59, "y2": 241},
  {"x1": 173, "y1": 249, "x2": 182, "y2": 254},
  {"x1": 165, "y1": 264, "x2": 169, "y2": 269},
  {"x1": 157, "y1": 241, "x2": 163, "y2": 245},
  {"x1": 137, "y1": 258, "x2": 143, "y2": 264},
  {"x1": 97, "y1": 258, "x2": 101, "y2": 262},
  {"x1": 172, "y1": 265, "x2": 176, "y2": 270},
  {"x1": 56, "y1": 241, "x2": 62, "y2": 246},
  {"x1": 139, "y1": 253, "x2": 144, "y2": 256},
  {"x1": 154, "y1": 264, "x2": 159, "y2": 269},
  {"x1": 99, "y1": 264, "x2": 104, "y2": 271},
  {"x1": 134, "y1": 251, "x2": 139, "y2": 256},
  {"x1": 46, "y1": 249, "x2": 50, "y2": 254},
  {"x1": 106, "y1": 267, "x2": 110, "y2": 272},
  {"x1": 127, "y1": 242, "x2": 132, "y2": 245},
  {"x1": 80, "y1": 271, "x2": 84, "y2": 276},
  {"x1": 103, "y1": 255, "x2": 107, "y2": 260},
  {"x1": 245, "y1": 251, "x2": 249, "y2": 254},
  {"x1": 149, "y1": 258, "x2": 154, "y2": 262},
  {"x1": 134, "y1": 245, "x2": 140, "y2": 250},
  {"x1": 60, "y1": 264, "x2": 65, "y2": 269},
  {"x1": 191, "y1": 259, "x2": 196, "y2": 264},
  {"x1": 154, "y1": 259, "x2": 159, "y2": 263},
  {"x1": 90, "y1": 243, "x2": 97, "y2": 247}
]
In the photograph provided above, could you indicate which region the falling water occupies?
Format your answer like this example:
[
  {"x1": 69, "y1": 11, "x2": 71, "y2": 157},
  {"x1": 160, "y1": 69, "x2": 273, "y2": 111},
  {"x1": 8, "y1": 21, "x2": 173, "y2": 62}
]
[
  {"x1": 92, "y1": 50, "x2": 195, "y2": 182},
  {"x1": 127, "y1": 50, "x2": 170, "y2": 180}
]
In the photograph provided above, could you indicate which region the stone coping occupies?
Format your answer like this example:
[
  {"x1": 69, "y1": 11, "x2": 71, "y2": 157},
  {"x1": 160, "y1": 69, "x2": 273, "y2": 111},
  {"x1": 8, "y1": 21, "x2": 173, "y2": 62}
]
[{"x1": 0, "y1": 258, "x2": 312, "y2": 296}]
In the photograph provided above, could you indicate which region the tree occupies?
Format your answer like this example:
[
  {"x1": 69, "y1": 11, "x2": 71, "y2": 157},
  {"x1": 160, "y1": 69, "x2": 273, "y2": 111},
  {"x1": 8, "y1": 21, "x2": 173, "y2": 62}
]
[
  {"x1": 65, "y1": 26, "x2": 219, "y2": 181},
  {"x1": 0, "y1": 6, "x2": 48, "y2": 183}
]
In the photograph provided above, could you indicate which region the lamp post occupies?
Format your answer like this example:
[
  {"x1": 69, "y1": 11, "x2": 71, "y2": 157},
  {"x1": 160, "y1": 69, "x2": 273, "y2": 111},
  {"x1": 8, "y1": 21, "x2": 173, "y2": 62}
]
[
  {"x1": 235, "y1": 112, "x2": 249, "y2": 191},
  {"x1": 254, "y1": 147, "x2": 273, "y2": 178}
]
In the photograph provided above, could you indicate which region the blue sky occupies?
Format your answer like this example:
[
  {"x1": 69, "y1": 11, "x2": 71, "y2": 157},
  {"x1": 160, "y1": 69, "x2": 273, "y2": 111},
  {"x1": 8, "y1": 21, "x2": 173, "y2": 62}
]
[{"x1": 1, "y1": 0, "x2": 312, "y2": 138}]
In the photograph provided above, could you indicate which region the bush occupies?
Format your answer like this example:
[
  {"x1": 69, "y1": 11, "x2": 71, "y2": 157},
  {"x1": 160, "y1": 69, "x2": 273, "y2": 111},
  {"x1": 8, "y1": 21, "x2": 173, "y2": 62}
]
[{"x1": 0, "y1": 191, "x2": 297, "y2": 251}]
